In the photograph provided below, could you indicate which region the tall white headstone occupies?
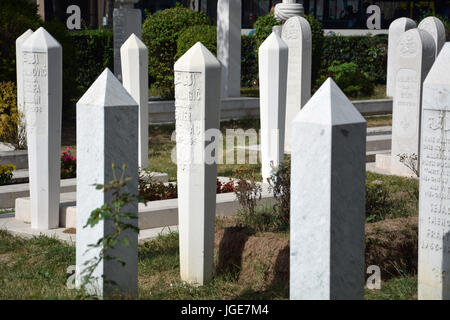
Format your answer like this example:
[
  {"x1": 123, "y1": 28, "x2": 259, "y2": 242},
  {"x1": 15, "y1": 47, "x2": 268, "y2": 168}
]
[
  {"x1": 16, "y1": 29, "x2": 34, "y2": 147},
  {"x1": 21, "y1": 27, "x2": 62, "y2": 230},
  {"x1": 290, "y1": 78, "x2": 366, "y2": 300},
  {"x1": 76, "y1": 68, "x2": 139, "y2": 298},
  {"x1": 259, "y1": 30, "x2": 288, "y2": 181},
  {"x1": 418, "y1": 16, "x2": 446, "y2": 59},
  {"x1": 390, "y1": 29, "x2": 436, "y2": 176},
  {"x1": 121, "y1": 33, "x2": 149, "y2": 168},
  {"x1": 386, "y1": 17, "x2": 416, "y2": 97},
  {"x1": 217, "y1": 0, "x2": 241, "y2": 97},
  {"x1": 418, "y1": 43, "x2": 450, "y2": 300},
  {"x1": 113, "y1": 0, "x2": 141, "y2": 81},
  {"x1": 282, "y1": 16, "x2": 312, "y2": 153},
  {"x1": 174, "y1": 42, "x2": 221, "y2": 285}
]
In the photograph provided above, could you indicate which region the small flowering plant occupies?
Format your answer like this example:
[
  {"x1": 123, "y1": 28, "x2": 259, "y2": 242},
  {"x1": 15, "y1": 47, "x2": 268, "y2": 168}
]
[
  {"x1": 61, "y1": 146, "x2": 76, "y2": 179},
  {"x1": 0, "y1": 164, "x2": 16, "y2": 185}
]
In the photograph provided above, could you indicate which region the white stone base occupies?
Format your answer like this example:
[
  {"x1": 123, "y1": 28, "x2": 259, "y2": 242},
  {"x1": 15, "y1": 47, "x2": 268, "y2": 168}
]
[
  {"x1": 0, "y1": 212, "x2": 178, "y2": 244},
  {"x1": 14, "y1": 182, "x2": 275, "y2": 230}
]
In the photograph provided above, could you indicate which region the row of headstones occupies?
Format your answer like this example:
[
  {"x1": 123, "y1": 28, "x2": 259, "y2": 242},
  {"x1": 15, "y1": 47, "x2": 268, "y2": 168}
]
[
  {"x1": 387, "y1": 16, "x2": 446, "y2": 176},
  {"x1": 15, "y1": 28, "x2": 148, "y2": 231},
  {"x1": 386, "y1": 16, "x2": 450, "y2": 299},
  {"x1": 15, "y1": 18, "x2": 450, "y2": 300},
  {"x1": 16, "y1": 26, "x2": 150, "y2": 297}
]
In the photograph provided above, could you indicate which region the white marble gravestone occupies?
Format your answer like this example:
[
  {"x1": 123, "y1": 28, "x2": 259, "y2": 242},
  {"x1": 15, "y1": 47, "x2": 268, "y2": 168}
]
[
  {"x1": 418, "y1": 43, "x2": 450, "y2": 300},
  {"x1": 386, "y1": 17, "x2": 416, "y2": 97},
  {"x1": 16, "y1": 29, "x2": 34, "y2": 147},
  {"x1": 121, "y1": 33, "x2": 149, "y2": 168},
  {"x1": 282, "y1": 15, "x2": 311, "y2": 153},
  {"x1": 75, "y1": 68, "x2": 139, "y2": 298},
  {"x1": 259, "y1": 30, "x2": 288, "y2": 181},
  {"x1": 174, "y1": 42, "x2": 221, "y2": 285},
  {"x1": 290, "y1": 78, "x2": 366, "y2": 300},
  {"x1": 217, "y1": 0, "x2": 241, "y2": 97},
  {"x1": 113, "y1": 0, "x2": 141, "y2": 81},
  {"x1": 418, "y1": 16, "x2": 446, "y2": 59},
  {"x1": 21, "y1": 27, "x2": 62, "y2": 230},
  {"x1": 390, "y1": 29, "x2": 436, "y2": 176}
]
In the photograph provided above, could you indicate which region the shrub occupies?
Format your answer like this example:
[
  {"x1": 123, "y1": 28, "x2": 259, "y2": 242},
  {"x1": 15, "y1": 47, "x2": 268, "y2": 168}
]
[
  {"x1": 61, "y1": 147, "x2": 76, "y2": 179},
  {"x1": 241, "y1": 34, "x2": 258, "y2": 87},
  {"x1": 0, "y1": 164, "x2": 16, "y2": 186},
  {"x1": 176, "y1": 25, "x2": 216, "y2": 60},
  {"x1": 319, "y1": 35, "x2": 387, "y2": 90},
  {"x1": 0, "y1": 81, "x2": 25, "y2": 149},
  {"x1": 319, "y1": 61, "x2": 374, "y2": 97},
  {"x1": 253, "y1": 13, "x2": 280, "y2": 58},
  {"x1": 142, "y1": 5, "x2": 211, "y2": 99},
  {"x1": 267, "y1": 161, "x2": 290, "y2": 230},
  {"x1": 366, "y1": 180, "x2": 390, "y2": 222},
  {"x1": 253, "y1": 13, "x2": 280, "y2": 56},
  {"x1": 69, "y1": 29, "x2": 114, "y2": 100},
  {"x1": 304, "y1": 15, "x2": 324, "y2": 87},
  {"x1": 0, "y1": 0, "x2": 41, "y2": 83}
]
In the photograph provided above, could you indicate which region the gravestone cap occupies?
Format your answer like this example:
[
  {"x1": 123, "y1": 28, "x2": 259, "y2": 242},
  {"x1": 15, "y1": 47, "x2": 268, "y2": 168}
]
[
  {"x1": 259, "y1": 31, "x2": 288, "y2": 52},
  {"x1": 78, "y1": 68, "x2": 137, "y2": 107},
  {"x1": 121, "y1": 33, "x2": 146, "y2": 50},
  {"x1": 424, "y1": 42, "x2": 450, "y2": 85},
  {"x1": 174, "y1": 42, "x2": 221, "y2": 72},
  {"x1": 21, "y1": 27, "x2": 61, "y2": 52},
  {"x1": 294, "y1": 78, "x2": 366, "y2": 126}
]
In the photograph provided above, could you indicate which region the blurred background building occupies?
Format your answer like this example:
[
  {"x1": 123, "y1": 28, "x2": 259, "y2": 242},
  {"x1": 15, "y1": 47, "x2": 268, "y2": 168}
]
[{"x1": 31, "y1": 0, "x2": 449, "y2": 30}]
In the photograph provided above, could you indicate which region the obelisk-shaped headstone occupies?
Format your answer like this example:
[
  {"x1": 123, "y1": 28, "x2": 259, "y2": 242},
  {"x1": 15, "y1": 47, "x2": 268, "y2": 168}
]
[
  {"x1": 259, "y1": 29, "x2": 288, "y2": 181},
  {"x1": 75, "y1": 68, "x2": 139, "y2": 298},
  {"x1": 390, "y1": 29, "x2": 435, "y2": 176},
  {"x1": 418, "y1": 16, "x2": 446, "y2": 59},
  {"x1": 174, "y1": 42, "x2": 221, "y2": 285},
  {"x1": 113, "y1": 0, "x2": 141, "y2": 81},
  {"x1": 386, "y1": 17, "x2": 416, "y2": 97},
  {"x1": 418, "y1": 43, "x2": 450, "y2": 300},
  {"x1": 16, "y1": 29, "x2": 34, "y2": 148},
  {"x1": 290, "y1": 78, "x2": 366, "y2": 300},
  {"x1": 217, "y1": 0, "x2": 241, "y2": 97},
  {"x1": 282, "y1": 15, "x2": 312, "y2": 153},
  {"x1": 21, "y1": 27, "x2": 62, "y2": 230},
  {"x1": 121, "y1": 33, "x2": 149, "y2": 168}
]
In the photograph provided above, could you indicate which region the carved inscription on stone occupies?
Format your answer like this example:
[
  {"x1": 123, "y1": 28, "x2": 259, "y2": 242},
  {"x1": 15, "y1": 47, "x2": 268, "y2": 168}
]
[
  {"x1": 420, "y1": 105, "x2": 450, "y2": 287},
  {"x1": 398, "y1": 32, "x2": 418, "y2": 58},
  {"x1": 282, "y1": 20, "x2": 301, "y2": 109},
  {"x1": 23, "y1": 52, "x2": 47, "y2": 136},
  {"x1": 175, "y1": 71, "x2": 203, "y2": 170},
  {"x1": 394, "y1": 69, "x2": 419, "y2": 138}
]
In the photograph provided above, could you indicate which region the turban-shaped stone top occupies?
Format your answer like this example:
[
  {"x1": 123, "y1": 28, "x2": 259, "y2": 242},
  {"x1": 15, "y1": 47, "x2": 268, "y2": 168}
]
[{"x1": 274, "y1": 0, "x2": 304, "y2": 23}]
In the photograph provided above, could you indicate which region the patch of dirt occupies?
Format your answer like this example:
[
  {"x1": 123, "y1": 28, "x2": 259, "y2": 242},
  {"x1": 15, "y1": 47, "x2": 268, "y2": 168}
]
[
  {"x1": 365, "y1": 215, "x2": 418, "y2": 280},
  {"x1": 0, "y1": 253, "x2": 12, "y2": 264},
  {"x1": 214, "y1": 217, "x2": 289, "y2": 291},
  {"x1": 213, "y1": 215, "x2": 418, "y2": 289},
  {"x1": 63, "y1": 228, "x2": 76, "y2": 234}
]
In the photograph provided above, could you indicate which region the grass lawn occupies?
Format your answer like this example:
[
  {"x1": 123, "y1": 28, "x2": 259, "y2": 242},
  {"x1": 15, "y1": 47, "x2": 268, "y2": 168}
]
[
  {"x1": 0, "y1": 169, "x2": 419, "y2": 300},
  {"x1": 0, "y1": 225, "x2": 418, "y2": 300}
]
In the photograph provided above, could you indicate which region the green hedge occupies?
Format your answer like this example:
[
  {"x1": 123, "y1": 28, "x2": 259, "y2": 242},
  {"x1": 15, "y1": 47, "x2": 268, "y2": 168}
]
[
  {"x1": 176, "y1": 25, "x2": 217, "y2": 59},
  {"x1": 319, "y1": 35, "x2": 387, "y2": 89},
  {"x1": 0, "y1": 0, "x2": 41, "y2": 83},
  {"x1": 69, "y1": 29, "x2": 114, "y2": 96},
  {"x1": 142, "y1": 5, "x2": 211, "y2": 99},
  {"x1": 241, "y1": 34, "x2": 258, "y2": 87}
]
